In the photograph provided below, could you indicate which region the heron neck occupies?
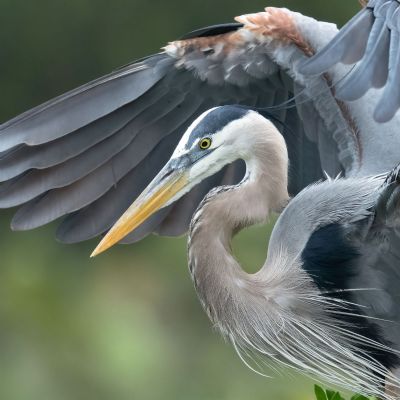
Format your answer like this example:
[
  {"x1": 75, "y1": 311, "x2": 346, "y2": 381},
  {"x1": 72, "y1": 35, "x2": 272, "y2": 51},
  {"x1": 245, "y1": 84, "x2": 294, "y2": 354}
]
[{"x1": 188, "y1": 132, "x2": 289, "y2": 322}]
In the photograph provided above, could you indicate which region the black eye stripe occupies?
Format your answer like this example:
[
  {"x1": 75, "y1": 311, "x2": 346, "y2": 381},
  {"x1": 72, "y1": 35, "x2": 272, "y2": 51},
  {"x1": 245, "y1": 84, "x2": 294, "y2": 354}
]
[{"x1": 186, "y1": 106, "x2": 250, "y2": 148}]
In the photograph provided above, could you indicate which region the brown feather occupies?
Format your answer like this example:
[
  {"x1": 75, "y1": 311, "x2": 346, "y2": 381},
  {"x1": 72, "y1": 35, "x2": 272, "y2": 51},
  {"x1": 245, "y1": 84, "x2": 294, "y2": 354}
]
[{"x1": 235, "y1": 8, "x2": 315, "y2": 57}]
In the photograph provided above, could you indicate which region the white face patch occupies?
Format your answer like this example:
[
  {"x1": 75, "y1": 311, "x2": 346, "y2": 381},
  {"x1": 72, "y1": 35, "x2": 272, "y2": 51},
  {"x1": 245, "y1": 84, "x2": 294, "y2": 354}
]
[{"x1": 186, "y1": 112, "x2": 266, "y2": 181}]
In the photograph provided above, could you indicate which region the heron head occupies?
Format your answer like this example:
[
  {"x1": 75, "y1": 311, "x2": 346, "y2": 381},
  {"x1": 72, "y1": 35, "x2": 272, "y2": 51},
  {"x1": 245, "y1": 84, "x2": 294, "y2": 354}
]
[{"x1": 91, "y1": 105, "x2": 275, "y2": 256}]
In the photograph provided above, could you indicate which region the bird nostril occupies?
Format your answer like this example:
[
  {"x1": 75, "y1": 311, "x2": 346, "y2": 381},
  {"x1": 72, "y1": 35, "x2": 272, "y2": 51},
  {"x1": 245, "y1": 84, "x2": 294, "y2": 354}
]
[{"x1": 161, "y1": 168, "x2": 175, "y2": 180}]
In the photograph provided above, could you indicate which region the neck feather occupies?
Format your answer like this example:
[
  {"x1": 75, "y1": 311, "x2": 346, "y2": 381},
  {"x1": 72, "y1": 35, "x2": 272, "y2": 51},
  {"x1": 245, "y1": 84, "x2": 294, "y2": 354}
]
[{"x1": 187, "y1": 125, "x2": 289, "y2": 321}]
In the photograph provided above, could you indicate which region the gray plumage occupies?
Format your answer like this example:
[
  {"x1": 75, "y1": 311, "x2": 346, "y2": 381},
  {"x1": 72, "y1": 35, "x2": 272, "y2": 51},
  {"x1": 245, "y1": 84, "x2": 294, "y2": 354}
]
[
  {"x1": 2, "y1": 4, "x2": 400, "y2": 399},
  {"x1": 300, "y1": 0, "x2": 400, "y2": 122}
]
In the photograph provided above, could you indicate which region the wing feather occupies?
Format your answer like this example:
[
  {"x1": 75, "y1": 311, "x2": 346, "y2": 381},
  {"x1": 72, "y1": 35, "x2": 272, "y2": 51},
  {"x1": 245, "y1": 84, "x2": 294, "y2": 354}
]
[
  {"x1": 300, "y1": 0, "x2": 400, "y2": 122},
  {"x1": 0, "y1": 17, "x2": 356, "y2": 243},
  {"x1": 374, "y1": 29, "x2": 400, "y2": 122},
  {"x1": 10, "y1": 92, "x2": 206, "y2": 230},
  {"x1": 335, "y1": 3, "x2": 392, "y2": 100},
  {"x1": 0, "y1": 80, "x2": 174, "y2": 181},
  {"x1": 300, "y1": 9, "x2": 373, "y2": 73},
  {"x1": 0, "y1": 55, "x2": 173, "y2": 151}
]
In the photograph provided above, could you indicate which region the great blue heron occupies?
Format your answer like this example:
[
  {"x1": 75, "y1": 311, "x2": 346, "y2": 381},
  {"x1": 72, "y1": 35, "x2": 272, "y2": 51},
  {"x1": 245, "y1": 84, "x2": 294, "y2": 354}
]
[{"x1": 1, "y1": 1, "x2": 400, "y2": 399}]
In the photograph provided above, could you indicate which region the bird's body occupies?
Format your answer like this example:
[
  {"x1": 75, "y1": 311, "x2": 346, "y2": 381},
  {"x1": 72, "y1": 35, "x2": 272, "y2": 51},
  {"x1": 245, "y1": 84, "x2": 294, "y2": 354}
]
[
  {"x1": 176, "y1": 108, "x2": 400, "y2": 398},
  {"x1": 191, "y1": 172, "x2": 399, "y2": 394},
  {"x1": 3, "y1": 1, "x2": 400, "y2": 399}
]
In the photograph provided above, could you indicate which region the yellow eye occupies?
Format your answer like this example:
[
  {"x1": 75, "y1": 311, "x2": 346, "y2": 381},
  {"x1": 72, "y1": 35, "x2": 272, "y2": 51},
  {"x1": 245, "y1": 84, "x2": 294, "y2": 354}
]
[{"x1": 199, "y1": 137, "x2": 212, "y2": 150}]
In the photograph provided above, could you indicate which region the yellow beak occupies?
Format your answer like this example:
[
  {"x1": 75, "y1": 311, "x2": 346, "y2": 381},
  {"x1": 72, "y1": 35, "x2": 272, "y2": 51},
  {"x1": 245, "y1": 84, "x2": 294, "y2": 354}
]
[{"x1": 90, "y1": 169, "x2": 188, "y2": 257}]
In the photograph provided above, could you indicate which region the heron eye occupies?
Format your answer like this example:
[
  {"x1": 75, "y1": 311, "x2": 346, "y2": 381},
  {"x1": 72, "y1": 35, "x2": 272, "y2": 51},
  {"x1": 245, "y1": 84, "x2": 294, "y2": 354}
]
[{"x1": 199, "y1": 138, "x2": 212, "y2": 150}]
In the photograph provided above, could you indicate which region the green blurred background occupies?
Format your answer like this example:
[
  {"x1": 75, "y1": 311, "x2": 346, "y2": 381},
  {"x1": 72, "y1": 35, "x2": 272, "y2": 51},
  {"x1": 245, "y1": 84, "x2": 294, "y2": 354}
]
[{"x1": 0, "y1": 1, "x2": 360, "y2": 399}]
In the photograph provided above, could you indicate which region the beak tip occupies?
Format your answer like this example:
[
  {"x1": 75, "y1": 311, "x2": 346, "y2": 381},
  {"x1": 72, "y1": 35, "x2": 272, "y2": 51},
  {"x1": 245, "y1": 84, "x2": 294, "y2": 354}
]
[
  {"x1": 90, "y1": 248, "x2": 100, "y2": 258},
  {"x1": 90, "y1": 242, "x2": 107, "y2": 258}
]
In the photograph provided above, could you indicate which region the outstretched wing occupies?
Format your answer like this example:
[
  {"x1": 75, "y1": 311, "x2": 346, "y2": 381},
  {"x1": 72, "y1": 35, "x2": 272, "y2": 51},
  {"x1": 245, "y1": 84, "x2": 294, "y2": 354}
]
[
  {"x1": 0, "y1": 8, "x2": 363, "y2": 244},
  {"x1": 301, "y1": 0, "x2": 400, "y2": 122}
]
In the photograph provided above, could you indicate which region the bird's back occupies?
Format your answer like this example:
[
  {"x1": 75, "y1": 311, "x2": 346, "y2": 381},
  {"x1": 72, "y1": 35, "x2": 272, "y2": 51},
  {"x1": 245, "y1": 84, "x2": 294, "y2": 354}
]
[{"x1": 268, "y1": 174, "x2": 400, "y2": 352}]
